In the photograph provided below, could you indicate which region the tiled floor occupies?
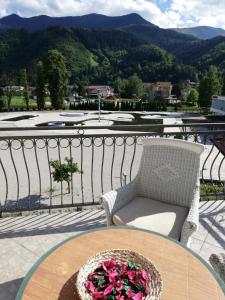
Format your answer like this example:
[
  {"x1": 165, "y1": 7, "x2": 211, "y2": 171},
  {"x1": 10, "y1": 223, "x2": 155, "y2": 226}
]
[{"x1": 0, "y1": 201, "x2": 224, "y2": 300}]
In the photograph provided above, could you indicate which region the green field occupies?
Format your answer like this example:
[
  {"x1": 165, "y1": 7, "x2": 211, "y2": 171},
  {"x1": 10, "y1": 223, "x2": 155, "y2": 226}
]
[
  {"x1": 0, "y1": 96, "x2": 70, "y2": 111},
  {"x1": 0, "y1": 95, "x2": 202, "y2": 113}
]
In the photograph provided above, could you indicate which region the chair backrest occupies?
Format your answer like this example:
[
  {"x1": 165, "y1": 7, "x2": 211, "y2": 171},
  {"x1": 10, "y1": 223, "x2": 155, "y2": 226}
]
[{"x1": 136, "y1": 138, "x2": 204, "y2": 207}]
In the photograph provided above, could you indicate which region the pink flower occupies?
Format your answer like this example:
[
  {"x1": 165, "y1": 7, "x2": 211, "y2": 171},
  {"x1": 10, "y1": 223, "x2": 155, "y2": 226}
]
[
  {"x1": 84, "y1": 281, "x2": 96, "y2": 293},
  {"x1": 140, "y1": 270, "x2": 149, "y2": 281},
  {"x1": 132, "y1": 292, "x2": 143, "y2": 300},
  {"x1": 92, "y1": 291, "x2": 105, "y2": 299},
  {"x1": 87, "y1": 272, "x2": 96, "y2": 281},
  {"x1": 84, "y1": 259, "x2": 150, "y2": 299},
  {"x1": 115, "y1": 279, "x2": 124, "y2": 291},
  {"x1": 127, "y1": 270, "x2": 135, "y2": 281},
  {"x1": 121, "y1": 264, "x2": 127, "y2": 275},
  {"x1": 126, "y1": 288, "x2": 135, "y2": 298},
  {"x1": 103, "y1": 284, "x2": 113, "y2": 296},
  {"x1": 108, "y1": 269, "x2": 118, "y2": 279},
  {"x1": 102, "y1": 259, "x2": 118, "y2": 271}
]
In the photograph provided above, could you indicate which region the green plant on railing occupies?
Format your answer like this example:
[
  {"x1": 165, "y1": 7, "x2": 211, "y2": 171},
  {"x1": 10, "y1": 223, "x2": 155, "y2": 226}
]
[{"x1": 50, "y1": 157, "x2": 82, "y2": 193}]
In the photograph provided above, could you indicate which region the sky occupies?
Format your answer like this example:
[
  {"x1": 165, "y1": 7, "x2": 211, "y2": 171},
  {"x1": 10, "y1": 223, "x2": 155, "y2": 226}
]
[{"x1": 0, "y1": 0, "x2": 224, "y2": 29}]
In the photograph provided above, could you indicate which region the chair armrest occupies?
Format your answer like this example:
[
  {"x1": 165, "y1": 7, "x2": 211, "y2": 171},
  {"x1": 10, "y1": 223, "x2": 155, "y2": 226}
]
[
  {"x1": 180, "y1": 184, "x2": 200, "y2": 247},
  {"x1": 100, "y1": 180, "x2": 137, "y2": 226}
]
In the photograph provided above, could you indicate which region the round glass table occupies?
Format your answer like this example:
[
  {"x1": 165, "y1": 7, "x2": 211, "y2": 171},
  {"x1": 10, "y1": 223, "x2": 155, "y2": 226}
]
[{"x1": 16, "y1": 227, "x2": 225, "y2": 300}]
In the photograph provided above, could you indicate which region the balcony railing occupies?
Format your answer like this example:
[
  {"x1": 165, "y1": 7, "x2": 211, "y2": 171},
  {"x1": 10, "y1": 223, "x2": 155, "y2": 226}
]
[{"x1": 0, "y1": 123, "x2": 225, "y2": 214}]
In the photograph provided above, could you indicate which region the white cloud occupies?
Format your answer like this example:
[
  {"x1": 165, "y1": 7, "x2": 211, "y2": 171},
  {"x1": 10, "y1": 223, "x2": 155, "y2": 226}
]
[
  {"x1": 1, "y1": 0, "x2": 225, "y2": 29},
  {"x1": 169, "y1": 0, "x2": 225, "y2": 28}
]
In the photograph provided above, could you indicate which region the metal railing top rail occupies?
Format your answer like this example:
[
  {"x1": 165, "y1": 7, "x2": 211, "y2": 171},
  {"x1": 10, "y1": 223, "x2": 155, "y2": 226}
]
[
  {"x1": 0, "y1": 131, "x2": 225, "y2": 141},
  {"x1": 0, "y1": 122, "x2": 225, "y2": 131}
]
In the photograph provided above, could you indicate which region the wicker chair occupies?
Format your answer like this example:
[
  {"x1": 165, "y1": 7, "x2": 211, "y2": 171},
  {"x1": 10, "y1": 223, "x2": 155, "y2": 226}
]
[{"x1": 101, "y1": 138, "x2": 204, "y2": 247}]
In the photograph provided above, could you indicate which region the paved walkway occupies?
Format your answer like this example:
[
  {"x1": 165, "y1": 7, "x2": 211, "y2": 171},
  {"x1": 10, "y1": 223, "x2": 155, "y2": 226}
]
[{"x1": 0, "y1": 201, "x2": 224, "y2": 300}]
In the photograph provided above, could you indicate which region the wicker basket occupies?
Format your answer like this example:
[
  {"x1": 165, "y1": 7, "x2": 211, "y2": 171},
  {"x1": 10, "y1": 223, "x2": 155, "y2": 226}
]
[{"x1": 76, "y1": 249, "x2": 163, "y2": 300}]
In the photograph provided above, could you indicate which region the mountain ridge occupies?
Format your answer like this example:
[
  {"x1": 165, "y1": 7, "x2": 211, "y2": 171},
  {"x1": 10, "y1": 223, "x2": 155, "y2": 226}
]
[
  {"x1": 0, "y1": 13, "x2": 153, "y2": 31},
  {"x1": 173, "y1": 26, "x2": 225, "y2": 40},
  {"x1": 1, "y1": 14, "x2": 225, "y2": 84}
]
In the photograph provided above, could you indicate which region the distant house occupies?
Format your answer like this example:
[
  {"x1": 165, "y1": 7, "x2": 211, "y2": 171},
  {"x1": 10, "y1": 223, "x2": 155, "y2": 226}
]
[
  {"x1": 180, "y1": 80, "x2": 198, "y2": 98},
  {"x1": 165, "y1": 95, "x2": 181, "y2": 104},
  {"x1": 211, "y1": 96, "x2": 225, "y2": 115},
  {"x1": 2, "y1": 85, "x2": 24, "y2": 96},
  {"x1": 85, "y1": 85, "x2": 114, "y2": 99},
  {"x1": 143, "y1": 82, "x2": 173, "y2": 100},
  {"x1": 103, "y1": 95, "x2": 119, "y2": 103}
]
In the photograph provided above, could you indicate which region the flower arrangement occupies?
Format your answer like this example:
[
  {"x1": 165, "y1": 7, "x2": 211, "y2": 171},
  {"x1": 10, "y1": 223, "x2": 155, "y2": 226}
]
[{"x1": 84, "y1": 258, "x2": 150, "y2": 300}]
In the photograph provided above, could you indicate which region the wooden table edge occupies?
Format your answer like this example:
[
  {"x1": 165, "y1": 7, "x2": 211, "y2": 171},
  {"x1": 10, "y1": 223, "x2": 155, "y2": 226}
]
[{"x1": 15, "y1": 226, "x2": 225, "y2": 299}]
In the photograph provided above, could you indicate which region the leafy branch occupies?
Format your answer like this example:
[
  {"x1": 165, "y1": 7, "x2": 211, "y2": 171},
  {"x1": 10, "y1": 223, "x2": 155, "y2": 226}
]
[{"x1": 50, "y1": 157, "x2": 82, "y2": 193}]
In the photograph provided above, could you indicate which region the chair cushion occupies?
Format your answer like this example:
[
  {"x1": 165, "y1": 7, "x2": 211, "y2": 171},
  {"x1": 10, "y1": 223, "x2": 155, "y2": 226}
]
[{"x1": 113, "y1": 197, "x2": 188, "y2": 240}]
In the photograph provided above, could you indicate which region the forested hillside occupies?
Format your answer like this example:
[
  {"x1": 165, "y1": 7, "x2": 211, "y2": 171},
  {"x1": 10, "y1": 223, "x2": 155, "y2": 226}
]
[{"x1": 0, "y1": 23, "x2": 225, "y2": 85}]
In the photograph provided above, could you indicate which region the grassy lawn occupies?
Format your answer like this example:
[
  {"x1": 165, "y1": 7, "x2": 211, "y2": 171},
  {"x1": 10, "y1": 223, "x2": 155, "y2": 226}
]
[
  {"x1": 1, "y1": 95, "x2": 203, "y2": 113},
  {"x1": 166, "y1": 104, "x2": 201, "y2": 113},
  {"x1": 11, "y1": 96, "x2": 37, "y2": 109},
  {"x1": 200, "y1": 182, "x2": 224, "y2": 201},
  {"x1": 1, "y1": 96, "x2": 70, "y2": 111}
]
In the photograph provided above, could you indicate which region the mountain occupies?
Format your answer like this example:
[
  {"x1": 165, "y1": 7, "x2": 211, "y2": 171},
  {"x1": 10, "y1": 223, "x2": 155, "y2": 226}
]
[
  {"x1": 194, "y1": 41, "x2": 225, "y2": 71},
  {"x1": 0, "y1": 13, "x2": 198, "y2": 54},
  {"x1": 123, "y1": 24, "x2": 197, "y2": 53},
  {"x1": 0, "y1": 26, "x2": 197, "y2": 84},
  {"x1": 173, "y1": 26, "x2": 225, "y2": 40},
  {"x1": 1, "y1": 13, "x2": 225, "y2": 85},
  {"x1": 173, "y1": 36, "x2": 225, "y2": 64},
  {"x1": 0, "y1": 13, "x2": 152, "y2": 31}
]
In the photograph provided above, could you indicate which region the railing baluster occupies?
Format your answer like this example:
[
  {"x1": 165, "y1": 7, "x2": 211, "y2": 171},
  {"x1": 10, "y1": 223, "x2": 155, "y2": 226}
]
[
  {"x1": 46, "y1": 139, "x2": 53, "y2": 208},
  {"x1": 91, "y1": 137, "x2": 95, "y2": 203},
  {"x1": 80, "y1": 137, "x2": 84, "y2": 204},
  {"x1": 218, "y1": 157, "x2": 225, "y2": 182},
  {"x1": 21, "y1": 140, "x2": 31, "y2": 210},
  {"x1": 111, "y1": 137, "x2": 116, "y2": 190},
  {"x1": 9, "y1": 140, "x2": 20, "y2": 211},
  {"x1": 120, "y1": 137, "x2": 126, "y2": 187},
  {"x1": 34, "y1": 139, "x2": 42, "y2": 198},
  {"x1": 129, "y1": 136, "x2": 137, "y2": 182},
  {"x1": 57, "y1": 138, "x2": 63, "y2": 206},
  {"x1": 69, "y1": 138, "x2": 74, "y2": 205},
  {"x1": 202, "y1": 144, "x2": 215, "y2": 182},
  {"x1": 101, "y1": 137, "x2": 105, "y2": 194},
  {"x1": 0, "y1": 158, "x2": 8, "y2": 209}
]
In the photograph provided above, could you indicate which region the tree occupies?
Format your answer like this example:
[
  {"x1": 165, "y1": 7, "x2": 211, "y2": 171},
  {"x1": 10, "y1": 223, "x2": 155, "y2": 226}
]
[
  {"x1": 77, "y1": 81, "x2": 86, "y2": 97},
  {"x1": 20, "y1": 69, "x2": 29, "y2": 110},
  {"x1": 114, "y1": 77, "x2": 127, "y2": 97},
  {"x1": 125, "y1": 74, "x2": 143, "y2": 98},
  {"x1": 221, "y1": 77, "x2": 225, "y2": 96},
  {"x1": 199, "y1": 77, "x2": 207, "y2": 108},
  {"x1": 0, "y1": 87, "x2": 5, "y2": 111},
  {"x1": 36, "y1": 61, "x2": 45, "y2": 110},
  {"x1": 187, "y1": 89, "x2": 199, "y2": 105},
  {"x1": 0, "y1": 74, "x2": 15, "y2": 111},
  {"x1": 50, "y1": 157, "x2": 81, "y2": 193},
  {"x1": 199, "y1": 66, "x2": 221, "y2": 108},
  {"x1": 171, "y1": 84, "x2": 181, "y2": 99},
  {"x1": 45, "y1": 50, "x2": 69, "y2": 109}
]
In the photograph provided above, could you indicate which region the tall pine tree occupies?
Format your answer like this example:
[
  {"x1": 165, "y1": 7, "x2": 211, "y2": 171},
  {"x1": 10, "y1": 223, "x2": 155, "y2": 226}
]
[
  {"x1": 36, "y1": 61, "x2": 45, "y2": 110},
  {"x1": 20, "y1": 69, "x2": 29, "y2": 110},
  {"x1": 45, "y1": 50, "x2": 69, "y2": 109},
  {"x1": 221, "y1": 77, "x2": 225, "y2": 96},
  {"x1": 199, "y1": 66, "x2": 221, "y2": 108}
]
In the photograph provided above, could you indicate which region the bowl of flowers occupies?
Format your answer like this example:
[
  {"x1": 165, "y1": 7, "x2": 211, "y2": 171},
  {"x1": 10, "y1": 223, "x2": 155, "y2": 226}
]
[{"x1": 76, "y1": 249, "x2": 162, "y2": 300}]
